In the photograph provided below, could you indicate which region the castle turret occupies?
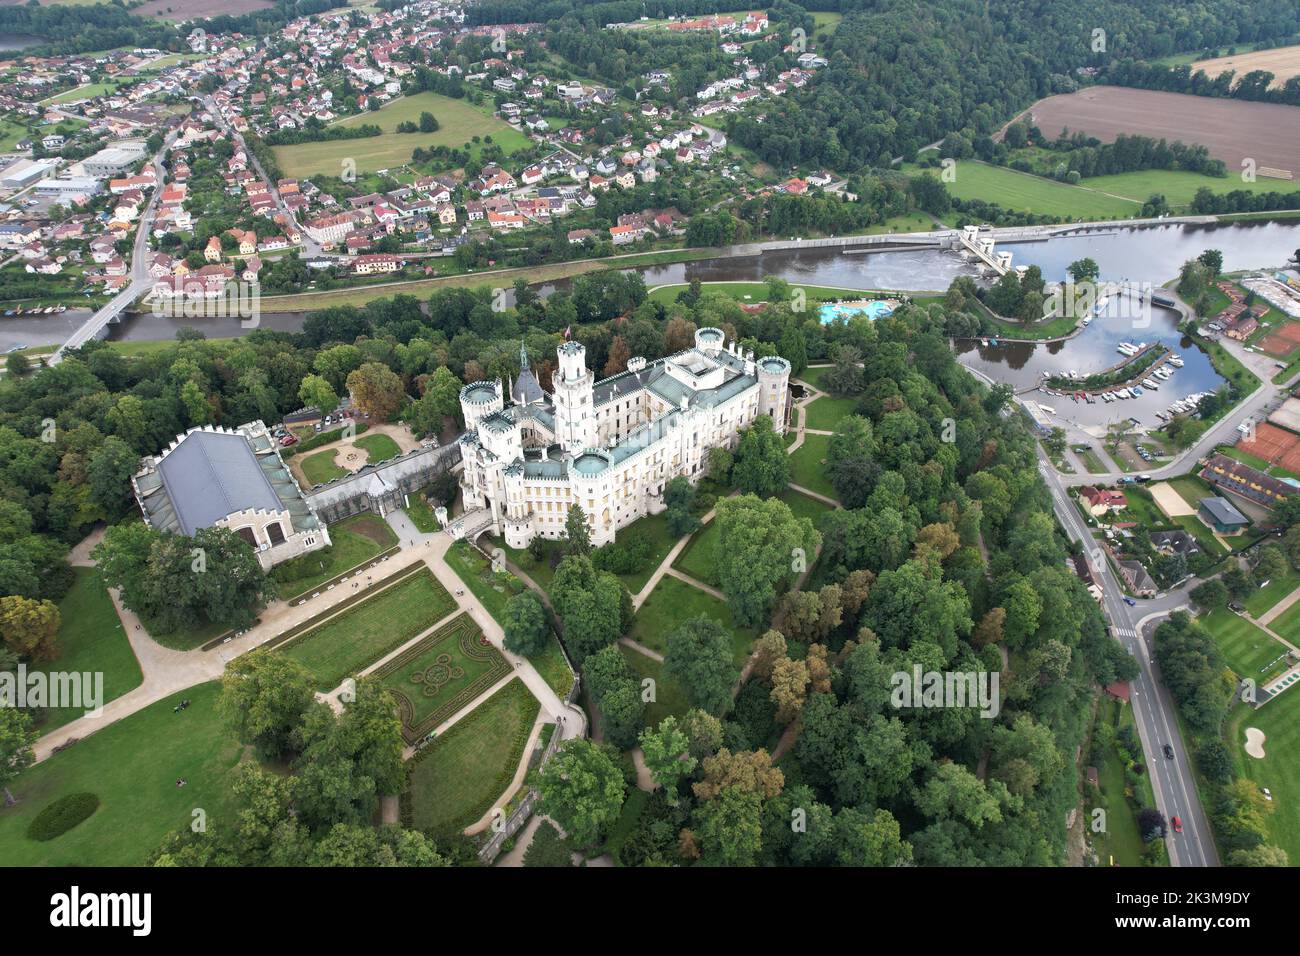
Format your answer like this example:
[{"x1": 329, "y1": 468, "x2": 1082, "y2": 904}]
[
  {"x1": 460, "y1": 380, "x2": 503, "y2": 429},
  {"x1": 553, "y1": 340, "x2": 595, "y2": 453},
  {"x1": 695, "y1": 326, "x2": 724, "y2": 357},
  {"x1": 756, "y1": 355, "x2": 791, "y2": 434}
]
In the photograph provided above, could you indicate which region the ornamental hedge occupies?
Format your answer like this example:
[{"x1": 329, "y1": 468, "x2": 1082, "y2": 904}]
[{"x1": 26, "y1": 792, "x2": 100, "y2": 842}]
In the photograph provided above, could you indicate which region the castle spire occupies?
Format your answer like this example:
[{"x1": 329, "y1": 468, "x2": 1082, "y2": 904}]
[{"x1": 519, "y1": 341, "x2": 529, "y2": 372}]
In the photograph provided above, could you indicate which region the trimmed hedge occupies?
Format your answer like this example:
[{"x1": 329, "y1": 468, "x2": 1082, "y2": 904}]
[{"x1": 27, "y1": 792, "x2": 100, "y2": 842}]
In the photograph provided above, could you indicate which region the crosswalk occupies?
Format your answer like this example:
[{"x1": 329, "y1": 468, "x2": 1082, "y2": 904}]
[{"x1": 1111, "y1": 626, "x2": 1138, "y2": 639}]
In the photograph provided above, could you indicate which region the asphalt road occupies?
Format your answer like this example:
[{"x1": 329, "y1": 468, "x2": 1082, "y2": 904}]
[{"x1": 1037, "y1": 451, "x2": 1218, "y2": 866}]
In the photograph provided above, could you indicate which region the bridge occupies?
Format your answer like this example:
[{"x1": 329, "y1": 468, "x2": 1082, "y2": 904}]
[{"x1": 950, "y1": 224, "x2": 1014, "y2": 277}]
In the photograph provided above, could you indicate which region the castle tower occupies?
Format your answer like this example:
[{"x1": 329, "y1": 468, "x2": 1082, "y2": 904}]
[
  {"x1": 553, "y1": 340, "x2": 595, "y2": 453},
  {"x1": 459, "y1": 379, "x2": 504, "y2": 430},
  {"x1": 756, "y1": 355, "x2": 792, "y2": 434}
]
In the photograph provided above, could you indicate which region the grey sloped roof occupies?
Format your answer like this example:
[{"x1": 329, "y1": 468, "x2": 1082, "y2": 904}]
[
  {"x1": 1199, "y1": 496, "x2": 1247, "y2": 525},
  {"x1": 156, "y1": 430, "x2": 282, "y2": 535},
  {"x1": 512, "y1": 366, "x2": 545, "y2": 404}
]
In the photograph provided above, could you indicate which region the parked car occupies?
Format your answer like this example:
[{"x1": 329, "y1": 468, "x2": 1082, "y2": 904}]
[
  {"x1": 279, "y1": 434, "x2": 297, "y2": 447},
  {"x1": 1228, "y1": 602, "x2": 1245, "y2": 614},
  {"x1": 1170, "y1": 815, "x2": 1182, "y2": 834},
  {"x1": 1163, "y1": 744, "x2": 1174, "y2": 760},
  {"x1": 313, "y1": 423, "x2": 322, "y2": 432}
]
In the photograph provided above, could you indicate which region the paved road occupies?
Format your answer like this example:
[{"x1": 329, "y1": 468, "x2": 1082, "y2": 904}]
[
  {"x1": 1037, "y1": 449, "x2": 1217, "y2": 866},
  {"x1": 55, "y1": 132, "x2": 178, "y2": 359}
]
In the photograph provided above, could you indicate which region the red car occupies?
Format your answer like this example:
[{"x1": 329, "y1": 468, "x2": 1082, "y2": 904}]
[
  {"x1": 1171, "y1": 815, "x2": 1182, "y2": 834},
  {"x1": 279, "y1": 434, "x2": 298, "y2": 447}
]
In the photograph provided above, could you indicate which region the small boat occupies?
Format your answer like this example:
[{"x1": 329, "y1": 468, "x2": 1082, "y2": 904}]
[
  {"x1": 1081, "y1": 315, "x2": 1093, "y2": 325},
  {"x1": 1142, "y1": 378, "x2": 1159, "y2": 390},
  {"x1": 1132, "y1": 386, "x2": 1144, "y2": 396},
  {"x1": 1116, "y1": 388, "x2": 1131, "y2": 399},
  {"x1": 1038, "y1": 404, "x2": 1056, "y2": 415}
]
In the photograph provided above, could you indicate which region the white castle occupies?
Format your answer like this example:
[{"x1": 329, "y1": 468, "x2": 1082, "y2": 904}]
[{"x1": 458, "y1": 328, "x2": 792, "y2": 548}]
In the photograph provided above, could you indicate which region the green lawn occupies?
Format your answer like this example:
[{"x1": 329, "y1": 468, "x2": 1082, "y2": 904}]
[
  {"x1": 0, "y1": 682, "x2": 243, "y2": 866},
  {"x1": 279, "y1": 568, "x2": 457, "y2": 691},
  {"x1": 1083, "y1": 169, "x2": 1295, "y2": 210},
  {"x1": 797, "y1": 366, "x2": 832, "y2": 390},
  {"x1": 628, "y1": 575, "x2": 755, "y2": 667},
  {"x1": 907, "y1": 160, "x2": 1140, "y2": 220},
  {"x1": 618, "y1": 645, "x2": 689, "y2": 728},
  {"x1": 354, "y1": 433, "x2": 401, "y2": 462},
  {"x1": 300, "y1": 448, "x2": 348, "y2": 485},
  {"x1": 375, "y1": 612, "x2": 509, "y2": 742},
  {"x1": 803, "y1": 394, "x2": 859, "y2": 432},
  {"x1": 403, "y1": 678, "x2": 539, "y2": 837},
  {"x1": 443, "y1": 540, "x2": 575, "y2": 699},
  {"x1": 273, "y1": 92, "x2": 529, "y2": 178},
  {"x1": 787, "y1": 433, "x2": 838, "y2": 499},
  {"x1": 404, "y1": 493, "x2": 441, "y2": 533},
  {"x1": 602, "y1": 512, "x2": 679, "y2": 594},
  {"x1": 1245, "y1": 567, "x2": 1300, "y2": 618},
  {"x1": 1092, "y1": 698, "x2": 1146, "y2": 867},
  {"x1": 30, "y1": 568, "x2": 142, "y2": 733},
  {"x1": 1226, "y1": 691, "x2": 1300, "y2": 863},
  {"x1": 274, "y1": 513, "x2": 397, "y2": 599},
  {"x1": 1261, "y1": 595, "x2": 1300, "y2": 648},
  {"x1": 1200, "y1": 608, "x2": 1292, "y2": 681}
]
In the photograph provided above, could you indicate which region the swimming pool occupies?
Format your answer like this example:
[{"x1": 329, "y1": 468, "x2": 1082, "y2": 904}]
[{"x1": 818, "y1": 299, "x2": 895, "y2": 324}]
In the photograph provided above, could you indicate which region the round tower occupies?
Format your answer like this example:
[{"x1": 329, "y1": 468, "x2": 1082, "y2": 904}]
[
  {"x1": 459, "y1": 380, "x2": 503, "y2": 430},
  {"x1": 694, "y1": 326, "x2": 724, "y2": 357},
  {"x1": 756, "y1": 355, "x2": 792, "y2": 434}
]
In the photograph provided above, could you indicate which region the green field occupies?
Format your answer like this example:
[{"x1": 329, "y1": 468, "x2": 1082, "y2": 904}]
[
  {"x1": 1261, "y1": 594, "x2": 1300, "y2": 648},
  {"x1": 1227, "y1": 690, "x2": 1300, "y2": 864},
  {"x1": 628, "y1": 575, "x2": 755, "y2": 667},
  {"x1": 1245, "y1": 567, "x2": 1300, "y2": 618},
  {"x1": 28, "y1": 568, "x2": 142, "y2": 733},
  {"x1": 354, "y1": 432, "x2": 402, "y2": 462},
  {"x1": 647, "y1": 281, "x2": 884, "y2": 308},
  {"x1": 403, "y1": 678, "x2": 539, "y2": 837},
  {"x1": 280, "y1": 568, "x2": 456, "y2": 691},
  {"x1": 804, "y1": 393, "x2": 859, "y2": 432},
  {"x1": 787, "y1": 432, "x2": 837, "y2": 499},
  {"x1": 1200, "y1": 608, "x2": 1292, "y2": 681},
  {"x1": 1092, "y1": 698, "x2": 1146, "y2": 867},
  {"x1": 375, "y1": 613, "x2": 509, "y2": 742},
  {"x1": 1077, "y1": 170, "x2": 1295, "y2": 209},
  {"x1": 273, "y1": 92, "x2": 529, "y2": 178},
  {"x1": 275, "y1": 512, "x2": 397, "y2": 600},
  {"x1": 42, "y1": 79, "x2": 132, "y2": 105},
  {"x1": 300, "y1": 448, "x2": 348, "y2": 485},
  {"x1": 911, "y1": 160, "x2": 1140, "y2": 219},
  {"x1": 0, "y1": 682, "x2": 242, "y2": 866}
]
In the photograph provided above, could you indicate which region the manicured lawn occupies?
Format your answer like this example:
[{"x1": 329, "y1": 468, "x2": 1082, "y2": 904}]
[
  {"x1": 0, "y1": 682, "x2": 243, "y2": 866},
  {"x1": 375, "y1": 612, "x2": 509, "y2": 742},
  {"x1": 300, "y1": 448, "x2": 348, "y2": 485},
  {"x1": 787, "y1": 433, "x2": 837, "y2": 499},
  {"x1": 274, "y1": 513, "x2": 396, "y2": 599},
  {"x1": 280, "y1": 569, "x2": 456, "y2": 691},
  {"x1": 444, "y1": 541, "x2": 574, "y2": 699},
  {"x1": 1200, "y1": 608, "x2": 1291, "y2": 680},
  {"x1": 776, "y1": 486, "x2": 835, "y2": 526},
  {"x1": 803, "y1": 394, "x2": 860, "y2": 432},
  {"x1": 1245, "y1": 567, "x2": 1300, "y2": 618},
  {"x1": 1262, "y1": 595, "x2": 1300, "y2": 647},
  {"x1": 31, "y1": 568, "x2": 142, "y2": 733},
  {"x1": 404, "y1": 496, "x2": 441, "y2": 533},
  {"x1": 604, "y1": 512, "x2": 679, "y2": 594},
  {"x1": 1226, "y1": 690, "x2": 1300, "y2": 864},
  {"x1": 797, "y1": 365, "x2": 831, "y2": 390},
  {"x1": 628, "y1": 575, "x2": 755, "y2": 667},
  {"x1": 355, "y1": 433, "x2": 401, "y2": 462},
  {"x1": 273, "y1": 91, "x2": 529, "y2": 178},
  {"x1": 403, "y1": 678, "x2": 539, "y2": 837},
  {"x1": 618, "y1": 645, "x2": 689, "y2": 728}
]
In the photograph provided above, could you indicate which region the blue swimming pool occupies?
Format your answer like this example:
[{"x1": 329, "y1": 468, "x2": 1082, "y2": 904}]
[{"x1": 818, "y1": 300, "x2": 895, "y2": 324}]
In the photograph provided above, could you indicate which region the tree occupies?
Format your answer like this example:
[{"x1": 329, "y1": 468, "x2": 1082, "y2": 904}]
[
  {"x1": 769, "y1": 656, "x2": 810, "y2": 724},
  {"x1": 502, "y1": 591, "x2": 550, "y2": 657},
  {"x1": 584, "y1": 645, "x2": 643, "y2": 749},
  {"x1": 680, "y1": 708, "x2": 724, "y2": 761},
  {"x1": 665, "y1": 616, "x2": 738, "y2": 715},
  {"x1": 418, "y1": 110, "x2": 439, "y2": 132},
  {"x1": 1067, "y1": 257, "x2": 1100, "y2": 284},
  {"x1": 219, "y1": 649, "x2": 317, "y2": 761},
  {"x1": 1197, "y1": 248, "x2": 1223, "y2": 275},
  {"x1": 345, "y1": 362, "x2": 405, "y2": 421},
  {"x1": 0, "y1": 594, "x2": 60, "y2": 662},
  {"x1": 1190, "y1": 579, "x2": 1229, "y2": 611},
  {"x1": 298, "y1": 373, "x2": 338, "y2": 414},
  {"x1": 713, "y1": 494, "x2": 820, "y2": 628},
  {"x1": 638, "y1": 716, "x2": 697, "y2": 803},
  {"x1": 826, "y1": 415, "x2": 879, "y2": 508},
  {"x1": 535, "y1": 739, "x2": 626, "y2": 849},
  {"x1": 693, "y1": 787, "x2": 763, "y2": 866},
  {"x1": 0, "y1": 707, "x2": 36, "y2": 806},
  {"x1": 563, "y1": 504, "x2": 592, "y2": 556},
  {"x1": 523, "y1": 820, "x2": 573, "y2": 867},
  {"x1": 309, "y1": 823, "x2": 448, "y2": 866},
  {"x1": 731, "y1": 417, "x2": 790, "y2": 496},
  {"x1": 662, "y1": 476, "x2": 698, "y2": 537},
  {"x1": 86, "y1": 436, "x2": 142, "y2": 520}
]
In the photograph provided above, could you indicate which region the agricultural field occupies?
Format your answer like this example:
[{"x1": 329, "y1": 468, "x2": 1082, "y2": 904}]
[
  {"x1": 129, "y1": 0, "x2": 276, "y2": 17},
  {"x1": 1191, "y1": 44, "x2": 1300, "y2": 90},
  {"x1": 1081, "y1": 169, "x2": 1295, "y2": 209},
  {"x1": 403, "y1": 678, "x2": 539, "y2": 837},
  {"x1": 1018, "y1": 88, "x2": 1300, "y2": 179},
  {"x1": 273, "y1": 91, "x2": 529, "y2": 179}
]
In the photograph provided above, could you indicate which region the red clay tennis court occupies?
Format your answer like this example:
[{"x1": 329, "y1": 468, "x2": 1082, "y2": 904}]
[
  {"x1": 1238, "y1": 421, "x2": 1300, "y2": 472},
  {"x1": 1258, "y1": 321, "x2": 1300, "y2": 358}
]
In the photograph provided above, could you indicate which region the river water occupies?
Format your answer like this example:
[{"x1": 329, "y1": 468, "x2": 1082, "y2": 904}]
[{"x1": 6, "y1": 219, "x2": 1300, "y2": 401}]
